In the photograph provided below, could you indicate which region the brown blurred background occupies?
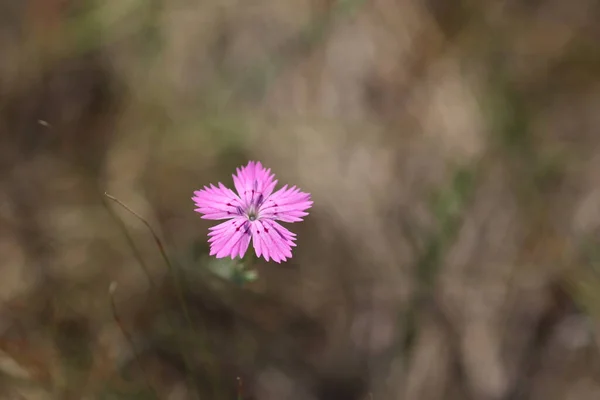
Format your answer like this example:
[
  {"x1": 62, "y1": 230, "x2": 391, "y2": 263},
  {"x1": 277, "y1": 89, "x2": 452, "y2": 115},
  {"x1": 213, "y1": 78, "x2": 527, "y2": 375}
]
[{"x1": 1, "y1": 0, "x2": 600, "y2": 399}]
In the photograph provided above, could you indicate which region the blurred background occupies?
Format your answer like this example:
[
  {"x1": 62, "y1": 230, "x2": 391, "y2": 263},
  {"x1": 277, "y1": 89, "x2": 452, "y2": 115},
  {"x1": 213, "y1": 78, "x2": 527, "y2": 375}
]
[{"x1": 1, "y1": 0, "x2": 600, "y2": 399}]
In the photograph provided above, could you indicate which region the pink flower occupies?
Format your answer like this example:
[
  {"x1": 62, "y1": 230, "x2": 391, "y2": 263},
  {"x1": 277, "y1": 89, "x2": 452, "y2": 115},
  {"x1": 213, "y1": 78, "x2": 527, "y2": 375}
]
[{"x1": 192, "y1": 161, "x2": 312, "y2": 263}]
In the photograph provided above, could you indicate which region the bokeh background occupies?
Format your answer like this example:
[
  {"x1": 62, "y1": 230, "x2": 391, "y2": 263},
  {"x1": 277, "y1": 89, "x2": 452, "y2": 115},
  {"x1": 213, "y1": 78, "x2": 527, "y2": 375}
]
[{"x1": 1, "y1": 0, "x2": 600, "y2": 399}]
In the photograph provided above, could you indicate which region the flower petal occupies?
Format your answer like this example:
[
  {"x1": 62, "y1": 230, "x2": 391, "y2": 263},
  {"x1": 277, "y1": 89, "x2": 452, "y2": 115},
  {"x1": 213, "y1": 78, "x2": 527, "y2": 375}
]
[
  {"x1": 262, "y1": 219, "x2": 297, "y2": 247},
  {"x1": 259, "y1": 185, "x2": 312, "y2": 222},
  {"x1": 251, "y1": 219, "x2": 295, "y2": 263},
  {"x1": 207, "y1": 218, "x2": 252, "y2": 259},
  {"x1": 192, "y1": 183, "x2": 244, "y2": 220},
  {"x1": 232, "y1": 161, "x2": 278, "y2": 207}
]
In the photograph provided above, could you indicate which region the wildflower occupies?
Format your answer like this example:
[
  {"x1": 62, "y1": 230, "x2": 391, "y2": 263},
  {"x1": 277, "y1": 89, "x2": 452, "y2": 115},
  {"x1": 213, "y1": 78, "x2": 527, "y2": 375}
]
[{"x1": 192, "y1": 161, "x2": 312, "y2": 263}]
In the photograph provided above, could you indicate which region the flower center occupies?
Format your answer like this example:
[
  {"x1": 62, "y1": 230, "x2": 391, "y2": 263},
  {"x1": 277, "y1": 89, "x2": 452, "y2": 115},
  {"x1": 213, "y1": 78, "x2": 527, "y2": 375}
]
[{"x1": 247, "y1": 205, "x2": 258, "y2": 221}]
